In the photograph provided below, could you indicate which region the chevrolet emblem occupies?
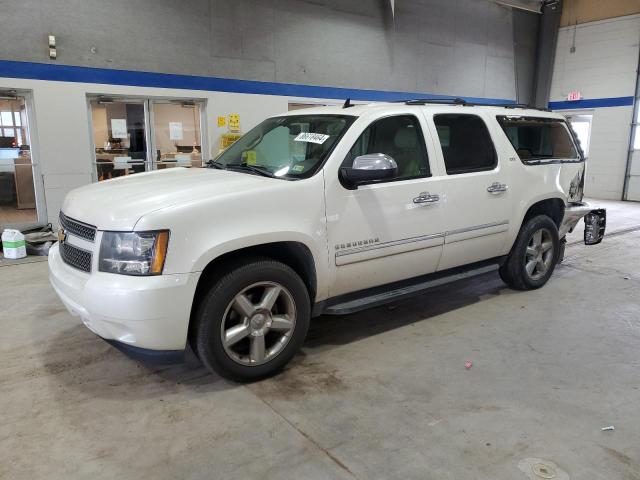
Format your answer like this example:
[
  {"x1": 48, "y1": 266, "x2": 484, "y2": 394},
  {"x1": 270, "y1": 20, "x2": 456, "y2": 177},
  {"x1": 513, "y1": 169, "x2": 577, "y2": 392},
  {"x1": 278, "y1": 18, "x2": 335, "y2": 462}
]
[{"x1": 57, "y1": 228, "x2": 66, "y2": 243}]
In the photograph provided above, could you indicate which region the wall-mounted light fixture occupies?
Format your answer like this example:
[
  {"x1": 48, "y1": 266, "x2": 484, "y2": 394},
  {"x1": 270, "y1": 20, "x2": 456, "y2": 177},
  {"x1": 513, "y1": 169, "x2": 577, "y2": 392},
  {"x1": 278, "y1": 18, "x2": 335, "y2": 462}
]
[{"x1": 48, "y1": 34, "x2": 57, "y2": 60}]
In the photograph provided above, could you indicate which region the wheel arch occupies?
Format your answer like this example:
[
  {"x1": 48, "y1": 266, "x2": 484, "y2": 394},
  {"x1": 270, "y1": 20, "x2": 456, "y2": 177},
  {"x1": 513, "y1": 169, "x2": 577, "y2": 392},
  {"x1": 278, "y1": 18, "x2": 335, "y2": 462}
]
[
  {"x1": 521, "y1": 197, "x2": 565, "y2": 230},
  {"x1": 188, "y1": 241, "x2": 318, "y2": 341}
]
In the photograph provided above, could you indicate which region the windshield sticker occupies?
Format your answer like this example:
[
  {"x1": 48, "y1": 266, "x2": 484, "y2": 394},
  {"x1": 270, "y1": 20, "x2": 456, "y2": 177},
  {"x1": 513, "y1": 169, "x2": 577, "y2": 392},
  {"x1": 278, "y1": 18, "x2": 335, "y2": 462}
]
[
  {"x1": 245, "y1": 150, "x2": 257, "y2": 165},
  {"x1": 294, "y1": 132, "x2": 330, "y2": 144},
  {"x1": 292, "y1": 164, "x2": 305, "y2": 172}
]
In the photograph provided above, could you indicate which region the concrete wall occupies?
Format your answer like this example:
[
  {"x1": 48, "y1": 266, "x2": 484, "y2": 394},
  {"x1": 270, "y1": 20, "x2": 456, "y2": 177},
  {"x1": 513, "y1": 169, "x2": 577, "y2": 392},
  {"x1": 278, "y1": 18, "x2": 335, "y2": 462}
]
[
  {"x1": 1, "y1": 0, "x2": 526, "y2": 100},
  {"x1": 549, "y1": 14, "x2": 640, "y2": 200}
]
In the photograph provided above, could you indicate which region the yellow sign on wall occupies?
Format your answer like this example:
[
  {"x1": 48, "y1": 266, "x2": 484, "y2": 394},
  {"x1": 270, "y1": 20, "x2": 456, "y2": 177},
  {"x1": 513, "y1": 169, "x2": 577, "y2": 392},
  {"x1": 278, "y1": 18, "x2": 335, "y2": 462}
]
[
  {"x1": 217, "y1": 116, "x2": 226, "y2": 127},
  {"x1": 228, "y1": 113, "x2": 240, "y2": 131}
]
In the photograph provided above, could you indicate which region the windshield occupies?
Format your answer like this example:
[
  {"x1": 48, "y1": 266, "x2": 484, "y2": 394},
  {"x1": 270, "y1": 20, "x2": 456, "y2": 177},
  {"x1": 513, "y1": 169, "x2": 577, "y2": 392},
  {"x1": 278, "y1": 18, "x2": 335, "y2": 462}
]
[{"x1": 213, "y1": 114, "x2": 355, "y2": 179}]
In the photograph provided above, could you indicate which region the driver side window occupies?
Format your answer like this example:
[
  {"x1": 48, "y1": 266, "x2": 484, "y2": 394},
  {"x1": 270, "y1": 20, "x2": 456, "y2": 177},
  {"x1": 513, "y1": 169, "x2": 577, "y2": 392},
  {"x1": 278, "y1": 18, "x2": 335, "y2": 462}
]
[{"x1": 345, "y1": 115, "x2": 431, "y2": 180}]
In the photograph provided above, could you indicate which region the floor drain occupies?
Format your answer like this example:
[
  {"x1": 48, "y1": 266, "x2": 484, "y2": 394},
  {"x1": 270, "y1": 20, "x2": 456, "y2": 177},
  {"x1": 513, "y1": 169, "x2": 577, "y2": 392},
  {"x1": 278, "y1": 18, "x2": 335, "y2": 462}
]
[
  {"x1": 532, "y1": 462, "x2": 556, "y2": 478},
  {"x1": 518, "y1": 458, "x2": 569, "y2": 480}
]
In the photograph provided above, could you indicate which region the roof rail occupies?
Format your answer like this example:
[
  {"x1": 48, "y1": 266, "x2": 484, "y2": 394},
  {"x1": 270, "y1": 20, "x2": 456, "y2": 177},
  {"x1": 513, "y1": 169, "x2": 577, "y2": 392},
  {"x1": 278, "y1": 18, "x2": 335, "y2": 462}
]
[{"x1": 398, "y1": 97, "x2": 550, "y2": 112}]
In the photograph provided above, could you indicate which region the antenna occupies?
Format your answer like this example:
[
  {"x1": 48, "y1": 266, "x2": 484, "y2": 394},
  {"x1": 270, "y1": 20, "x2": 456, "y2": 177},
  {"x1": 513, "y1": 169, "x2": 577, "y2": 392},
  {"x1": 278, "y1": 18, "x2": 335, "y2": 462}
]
[{"x1": 343, "y1": 98, "x2": 353, "y2": 109}]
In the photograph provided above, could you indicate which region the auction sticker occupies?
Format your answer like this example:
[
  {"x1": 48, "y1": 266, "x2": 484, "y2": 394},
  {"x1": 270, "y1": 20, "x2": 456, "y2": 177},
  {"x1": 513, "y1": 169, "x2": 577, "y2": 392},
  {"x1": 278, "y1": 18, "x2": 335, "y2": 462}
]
[{"x1": 294, "y1": 132, "x2": 330, "y2": 144}]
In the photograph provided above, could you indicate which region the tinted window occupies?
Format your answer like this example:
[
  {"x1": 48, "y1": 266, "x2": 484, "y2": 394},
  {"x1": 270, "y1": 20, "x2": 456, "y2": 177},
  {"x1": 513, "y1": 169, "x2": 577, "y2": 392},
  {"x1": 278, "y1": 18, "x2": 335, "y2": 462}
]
[
  {"x1": 496, "y1": 116, "x2": 579, "y2": 162},
  {"x1": 434, "y1": 114, "x2": 497, "y2": 174},
  {"x1": 345, "y1": 115, "x2": 430, "y2": 180}
]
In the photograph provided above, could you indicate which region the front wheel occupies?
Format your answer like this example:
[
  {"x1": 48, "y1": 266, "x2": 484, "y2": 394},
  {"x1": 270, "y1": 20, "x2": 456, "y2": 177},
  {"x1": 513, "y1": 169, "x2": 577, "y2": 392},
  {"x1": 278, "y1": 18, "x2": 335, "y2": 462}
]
[
  {"x1": 499, "y1": 215, "x2": 560, "y2": 290},
  {"x1": 194, "y1": 259, "x2": 310, "y2": 382}
]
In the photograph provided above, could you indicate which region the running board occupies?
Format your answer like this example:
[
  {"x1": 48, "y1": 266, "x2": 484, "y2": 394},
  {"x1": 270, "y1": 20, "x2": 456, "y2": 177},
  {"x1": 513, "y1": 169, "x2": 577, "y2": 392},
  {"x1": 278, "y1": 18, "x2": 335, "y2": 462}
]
[{"x1": 321, "y1": 262, "x2": 500, "y2": 316}]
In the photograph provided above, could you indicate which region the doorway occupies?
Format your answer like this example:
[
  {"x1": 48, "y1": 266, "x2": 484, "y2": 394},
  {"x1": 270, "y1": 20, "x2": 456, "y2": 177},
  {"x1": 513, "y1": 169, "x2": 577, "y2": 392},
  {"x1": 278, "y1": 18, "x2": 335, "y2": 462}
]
[
  {"x1": 0, "y1": 91, "x2": 43, "y2": 228},
  {"x1": 88, "y1": 96, "x2": 206, "y2": 181},
  {"x1": 564, "y1": 111, "x2": 593, "y2": 158}
]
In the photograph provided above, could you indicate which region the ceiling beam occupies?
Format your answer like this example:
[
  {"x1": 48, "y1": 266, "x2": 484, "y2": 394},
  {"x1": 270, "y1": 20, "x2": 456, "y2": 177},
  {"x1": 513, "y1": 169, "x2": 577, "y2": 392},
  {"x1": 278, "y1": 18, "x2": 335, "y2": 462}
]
[{"x1": 494, "y1": 0, "x2": 545, "y2": 13}]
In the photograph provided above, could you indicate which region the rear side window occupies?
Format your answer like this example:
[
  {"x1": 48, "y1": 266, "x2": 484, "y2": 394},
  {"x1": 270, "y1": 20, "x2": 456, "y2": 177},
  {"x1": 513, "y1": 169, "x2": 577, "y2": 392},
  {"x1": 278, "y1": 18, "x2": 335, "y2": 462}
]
[
  {"x1": 496, "y1": 116, "x2": 580, "y2": 163},
  {"x1": 433, "y1": 114, "x2": 497, "y2": 174}
]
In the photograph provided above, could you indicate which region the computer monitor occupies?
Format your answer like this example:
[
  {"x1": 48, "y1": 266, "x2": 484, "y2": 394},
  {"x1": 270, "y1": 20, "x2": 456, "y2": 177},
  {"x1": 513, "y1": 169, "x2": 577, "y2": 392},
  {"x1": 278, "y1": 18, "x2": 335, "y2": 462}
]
[
  {"x1": 0, "y1": 136, "x2": 16, "y2": 148},
  {"x1": 176, "y1": 145, "x2": 200, "y2": 153}
]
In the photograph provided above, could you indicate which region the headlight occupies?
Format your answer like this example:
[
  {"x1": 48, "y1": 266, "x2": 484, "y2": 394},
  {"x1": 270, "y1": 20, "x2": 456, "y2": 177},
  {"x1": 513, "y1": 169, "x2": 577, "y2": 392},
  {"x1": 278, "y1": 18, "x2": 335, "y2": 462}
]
[{"x1": 99, "y1": 230, "x2": 169, "y2": 276}]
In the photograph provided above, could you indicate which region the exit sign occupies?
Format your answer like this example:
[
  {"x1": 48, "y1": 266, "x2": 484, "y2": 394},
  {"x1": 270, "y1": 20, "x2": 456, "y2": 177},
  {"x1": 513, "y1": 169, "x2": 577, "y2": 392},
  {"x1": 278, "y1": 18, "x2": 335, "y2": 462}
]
[{"x1": 567, "y1": 91, "x2": 582, "y2": 101}]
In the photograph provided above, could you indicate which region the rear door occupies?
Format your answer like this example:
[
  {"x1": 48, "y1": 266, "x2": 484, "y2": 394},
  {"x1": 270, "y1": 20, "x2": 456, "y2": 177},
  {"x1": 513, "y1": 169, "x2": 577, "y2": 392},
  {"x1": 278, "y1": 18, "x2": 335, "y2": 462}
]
[{"x1": 426, "y1": 111, "x2": 513, "y2": 271}]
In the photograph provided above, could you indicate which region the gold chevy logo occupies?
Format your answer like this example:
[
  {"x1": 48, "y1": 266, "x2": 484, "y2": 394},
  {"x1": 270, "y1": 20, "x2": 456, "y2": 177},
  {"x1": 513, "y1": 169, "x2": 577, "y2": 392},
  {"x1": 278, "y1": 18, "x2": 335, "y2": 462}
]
[{"x1": 57, "y1": 228, "x2": 66, "y2": 243}]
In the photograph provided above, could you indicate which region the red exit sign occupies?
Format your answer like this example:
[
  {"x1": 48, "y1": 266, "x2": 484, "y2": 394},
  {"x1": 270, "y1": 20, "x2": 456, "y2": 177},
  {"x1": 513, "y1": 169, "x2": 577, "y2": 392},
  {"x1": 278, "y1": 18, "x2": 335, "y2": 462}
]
[{"x1": 567, "y1": 91, "x2": 582, "y2": 101}]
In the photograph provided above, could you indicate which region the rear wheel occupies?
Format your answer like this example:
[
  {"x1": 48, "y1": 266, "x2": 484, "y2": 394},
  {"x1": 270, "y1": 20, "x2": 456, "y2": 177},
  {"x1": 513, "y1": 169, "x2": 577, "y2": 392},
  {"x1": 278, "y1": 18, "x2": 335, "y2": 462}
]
[
  {"x1": 194, "y1": 259, "x2": 310, "y2": 382},
  {"x1": 499, "y1": 215, "x2": 559, "y2": 290}
]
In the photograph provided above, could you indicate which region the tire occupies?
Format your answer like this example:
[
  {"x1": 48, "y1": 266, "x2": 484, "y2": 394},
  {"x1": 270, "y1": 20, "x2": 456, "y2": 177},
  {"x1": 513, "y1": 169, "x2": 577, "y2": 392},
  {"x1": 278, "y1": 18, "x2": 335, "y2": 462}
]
[
  {"x1": 499, "y1": 215, "x2": 560, "y2": 291},
  {"x1": 194, "y1": 258, "x2": 310, "y2": 382}
]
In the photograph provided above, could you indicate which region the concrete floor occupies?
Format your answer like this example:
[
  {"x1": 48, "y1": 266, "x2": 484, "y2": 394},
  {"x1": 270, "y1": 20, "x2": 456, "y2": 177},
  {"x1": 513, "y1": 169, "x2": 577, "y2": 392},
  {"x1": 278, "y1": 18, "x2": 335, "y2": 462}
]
[{"x1": 2, "y1": 201, "x2": 640, "y2": 480}]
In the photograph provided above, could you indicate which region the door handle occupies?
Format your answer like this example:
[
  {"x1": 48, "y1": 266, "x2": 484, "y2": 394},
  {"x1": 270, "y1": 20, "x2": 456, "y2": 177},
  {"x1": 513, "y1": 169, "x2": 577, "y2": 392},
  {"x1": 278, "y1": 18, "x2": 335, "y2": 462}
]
[
  {"x1": 487, "y1": 182, "x2": 508, "y2": 194},
  {"x1": 413, "y1": 192, "x2": 440, "y2": 204}
]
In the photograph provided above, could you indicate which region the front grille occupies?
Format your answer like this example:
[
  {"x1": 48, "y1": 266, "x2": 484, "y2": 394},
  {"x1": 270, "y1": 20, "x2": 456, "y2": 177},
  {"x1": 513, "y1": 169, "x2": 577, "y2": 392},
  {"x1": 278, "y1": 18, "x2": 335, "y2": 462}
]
[
  {"x1": 59, "y1": 212, "x2": 96, "y2": 242},
  {"x1": 60, "y1": 241, "x2": 92, "y2": 273}
]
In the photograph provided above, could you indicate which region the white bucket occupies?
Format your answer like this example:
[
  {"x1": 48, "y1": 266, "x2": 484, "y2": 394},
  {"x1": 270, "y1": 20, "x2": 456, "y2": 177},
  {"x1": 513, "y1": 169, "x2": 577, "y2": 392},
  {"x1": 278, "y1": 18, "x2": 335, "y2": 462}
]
[{"x1": 2, "y1": 229, "x2": 27, "y2": 259}]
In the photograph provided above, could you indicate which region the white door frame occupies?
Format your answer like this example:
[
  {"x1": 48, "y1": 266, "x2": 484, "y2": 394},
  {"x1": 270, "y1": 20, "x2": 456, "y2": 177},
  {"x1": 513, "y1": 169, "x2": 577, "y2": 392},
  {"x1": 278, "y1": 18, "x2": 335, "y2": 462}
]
[
  {"x1": 0, "y1": 89, "x2": 48, "y2": 226},
  {"x1": 562, "y1": 109, "x2": 594, "y2": 159}
]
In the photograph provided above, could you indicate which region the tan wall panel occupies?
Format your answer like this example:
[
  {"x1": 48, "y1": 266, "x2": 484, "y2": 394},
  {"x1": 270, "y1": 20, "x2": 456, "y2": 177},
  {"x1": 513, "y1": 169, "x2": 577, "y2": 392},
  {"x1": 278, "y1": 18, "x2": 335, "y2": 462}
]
[{"x1": 561, "y1": 0, "x2": 640, "y2": 26}]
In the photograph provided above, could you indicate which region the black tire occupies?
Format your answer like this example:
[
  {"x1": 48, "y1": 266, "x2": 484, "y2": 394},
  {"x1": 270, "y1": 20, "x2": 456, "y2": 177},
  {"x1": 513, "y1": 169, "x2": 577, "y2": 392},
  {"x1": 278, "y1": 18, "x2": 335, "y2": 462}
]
[
  {"x1": 499, "y1": 215, "x2": 560, "y2": 291},
  {"x1": 194, "y1": 258, "x2": 310, "y2": 382}
]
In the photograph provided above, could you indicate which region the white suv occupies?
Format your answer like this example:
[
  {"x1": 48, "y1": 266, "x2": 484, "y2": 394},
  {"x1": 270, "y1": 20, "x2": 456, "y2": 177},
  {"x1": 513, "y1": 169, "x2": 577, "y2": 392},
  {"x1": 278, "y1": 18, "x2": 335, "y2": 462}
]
[{"x1": 49, "y1": 99, "x2": 606, "y2": 381}]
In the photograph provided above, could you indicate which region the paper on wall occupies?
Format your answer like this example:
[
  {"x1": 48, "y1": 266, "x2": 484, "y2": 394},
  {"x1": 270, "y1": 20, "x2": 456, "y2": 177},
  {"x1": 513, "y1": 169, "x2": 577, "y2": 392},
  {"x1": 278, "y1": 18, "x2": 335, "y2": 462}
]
[
  {"x1": 111, "y1": 119, "x2": 128, "y2": 139},
  {"x1": 294, "y1": 132, "x2": 330, "y2": 144},
  {"x1": 169, "y1": 122, "x2": 183, "y2": 140}
]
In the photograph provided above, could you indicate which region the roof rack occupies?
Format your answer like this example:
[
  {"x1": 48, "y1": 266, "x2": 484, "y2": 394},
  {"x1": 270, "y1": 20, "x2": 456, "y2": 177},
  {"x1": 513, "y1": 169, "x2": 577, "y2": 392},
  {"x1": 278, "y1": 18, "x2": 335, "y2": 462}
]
[{"x1": 398, "y1": 97, "x2": 550, "y2": 112}]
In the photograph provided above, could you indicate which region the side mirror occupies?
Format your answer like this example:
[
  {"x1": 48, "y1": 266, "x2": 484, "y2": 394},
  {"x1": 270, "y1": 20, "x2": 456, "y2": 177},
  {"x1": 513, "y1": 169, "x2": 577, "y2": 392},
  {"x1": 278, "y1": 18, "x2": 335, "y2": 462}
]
[
  {"x1": 340, "y1": 153, "x2": 398, "y2": 189},
  {"x1": 584, "y1": 209, "x2": 606, "y2": 245}
]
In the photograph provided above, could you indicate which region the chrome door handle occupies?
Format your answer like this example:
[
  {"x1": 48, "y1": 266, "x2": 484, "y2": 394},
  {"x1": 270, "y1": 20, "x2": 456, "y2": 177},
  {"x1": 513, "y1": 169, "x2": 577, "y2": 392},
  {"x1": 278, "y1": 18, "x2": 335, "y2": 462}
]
[
  {"x1": 487, "y1": 182, "x2": 508, "y2": 194},
  {"x1": 413, "y1": 192, "x2": 440, "y2": 204}
]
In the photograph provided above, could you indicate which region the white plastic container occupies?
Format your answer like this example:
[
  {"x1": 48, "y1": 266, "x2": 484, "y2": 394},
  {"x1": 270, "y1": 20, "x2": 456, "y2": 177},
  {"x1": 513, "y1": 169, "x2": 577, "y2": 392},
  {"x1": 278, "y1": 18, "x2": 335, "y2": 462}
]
[{"x1": 2, "y1": 229, "x2": 27, "y2": 259}]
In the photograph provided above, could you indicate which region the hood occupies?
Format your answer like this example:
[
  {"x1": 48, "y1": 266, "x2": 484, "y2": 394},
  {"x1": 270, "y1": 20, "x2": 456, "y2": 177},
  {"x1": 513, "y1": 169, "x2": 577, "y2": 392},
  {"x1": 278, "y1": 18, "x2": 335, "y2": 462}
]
[{"x1": 62, "y1": 167, "x2": 272, "y2": 230}]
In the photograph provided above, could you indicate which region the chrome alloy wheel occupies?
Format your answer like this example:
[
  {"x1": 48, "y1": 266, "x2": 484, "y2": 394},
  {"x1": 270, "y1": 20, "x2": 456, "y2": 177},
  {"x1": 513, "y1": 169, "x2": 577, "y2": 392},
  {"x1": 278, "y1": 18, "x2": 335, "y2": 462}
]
[
  {"x1": 525, "y1": 228, "x2": 554, "y2": 281},
  {"x1": 220, "y1": 282, "x2": 296, "y2": 366}
]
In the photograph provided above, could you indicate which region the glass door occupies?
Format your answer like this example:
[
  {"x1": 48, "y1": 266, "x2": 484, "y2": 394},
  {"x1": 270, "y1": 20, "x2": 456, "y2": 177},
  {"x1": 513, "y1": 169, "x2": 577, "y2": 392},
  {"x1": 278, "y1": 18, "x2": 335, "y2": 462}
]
[
  {"x1": 150, "y1": 100, "x2": 204, "y2": 169},
  {"x1": 89, "y1": 98, "x2": 150, "y2": 181},
  {"x1": 0, "y1": 93, "x2": 40, "y2": 228}
]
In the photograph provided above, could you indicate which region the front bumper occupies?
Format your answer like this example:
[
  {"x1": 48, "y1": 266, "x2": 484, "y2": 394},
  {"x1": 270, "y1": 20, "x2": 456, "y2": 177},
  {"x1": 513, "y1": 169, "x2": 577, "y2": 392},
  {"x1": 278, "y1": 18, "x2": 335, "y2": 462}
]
[
  {"x1": 559, "y1": 202, "x2": 606, "y2": 243},
  {"x1": 48, "y1": 243, "x2": 200, "y2": 352}
]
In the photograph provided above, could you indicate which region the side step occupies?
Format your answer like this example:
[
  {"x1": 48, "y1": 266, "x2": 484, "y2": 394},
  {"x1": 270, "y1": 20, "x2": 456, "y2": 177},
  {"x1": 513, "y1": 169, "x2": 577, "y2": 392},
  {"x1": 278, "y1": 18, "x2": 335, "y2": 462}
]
[{"x1": 322, "y1": 263, "x2": 499, "y2": 316}]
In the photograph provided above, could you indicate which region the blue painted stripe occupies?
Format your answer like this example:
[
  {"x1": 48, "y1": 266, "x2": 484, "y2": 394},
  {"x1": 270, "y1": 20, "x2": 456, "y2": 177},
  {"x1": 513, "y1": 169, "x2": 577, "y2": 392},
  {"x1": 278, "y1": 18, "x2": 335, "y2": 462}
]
[
  {"x1": 549, "y1": 96, "x2": 634, "y2": 110},
  {"x1": 0, "y1": 59, "x2": 515, "y2": 104}
]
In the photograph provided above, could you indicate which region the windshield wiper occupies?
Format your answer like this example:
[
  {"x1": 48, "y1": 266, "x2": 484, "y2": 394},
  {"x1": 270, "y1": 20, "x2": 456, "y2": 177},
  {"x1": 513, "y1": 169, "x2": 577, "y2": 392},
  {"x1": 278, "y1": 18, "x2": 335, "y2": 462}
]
[
  {"x1": 225, "y1": 163, "x2": 277, "y2": 178},
  {"x1": 205, "y1": 159, "x2": 226, "y2": 170}
]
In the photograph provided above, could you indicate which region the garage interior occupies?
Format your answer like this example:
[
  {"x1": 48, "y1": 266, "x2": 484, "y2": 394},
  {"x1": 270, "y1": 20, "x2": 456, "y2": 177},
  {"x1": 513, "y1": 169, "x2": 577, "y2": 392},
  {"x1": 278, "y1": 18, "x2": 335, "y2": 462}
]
[{"x1": 2, "y1": 0, "x2": 640, "y2": 479}]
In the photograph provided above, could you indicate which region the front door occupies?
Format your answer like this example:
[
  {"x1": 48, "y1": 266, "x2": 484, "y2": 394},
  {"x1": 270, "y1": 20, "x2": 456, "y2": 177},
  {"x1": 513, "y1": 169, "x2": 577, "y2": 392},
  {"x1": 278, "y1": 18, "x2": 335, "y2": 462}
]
[
  {"x1": 324, "y1": 113, "x2": 446, "y2": 297},
  {"x1": 426, "y1": 112, "x2": 512, "y2": 271},
  {"x1": 0, "y1": 91, "x2": 44, "y2": 229}
]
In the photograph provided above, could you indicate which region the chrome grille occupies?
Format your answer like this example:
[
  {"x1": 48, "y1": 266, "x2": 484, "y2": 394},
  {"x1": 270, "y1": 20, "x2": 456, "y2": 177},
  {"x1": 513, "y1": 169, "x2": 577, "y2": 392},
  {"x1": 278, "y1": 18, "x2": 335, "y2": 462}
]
[
  {"x1": 59, "y1": 212, "x2": 96, "y2": 242},
  {"x1": 60, "y1": 241, "x2": 92, "y2": 273}
]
